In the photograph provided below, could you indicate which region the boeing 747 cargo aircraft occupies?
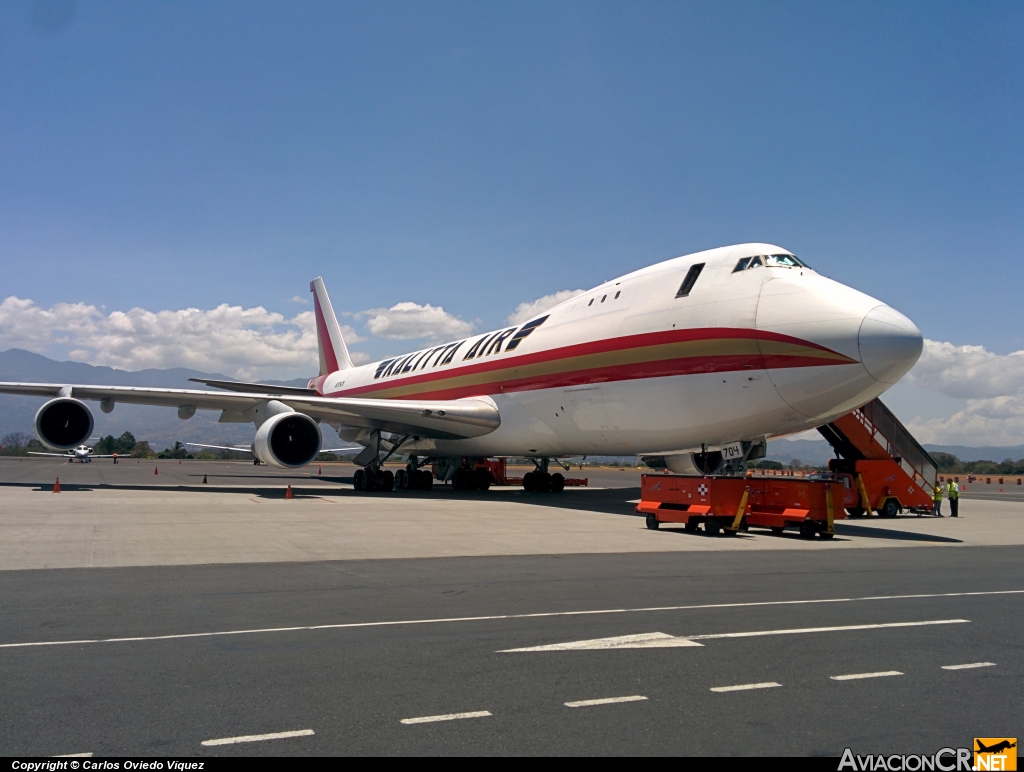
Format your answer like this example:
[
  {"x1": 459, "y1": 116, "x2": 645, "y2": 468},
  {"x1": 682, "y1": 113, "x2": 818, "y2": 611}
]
[{"x1": 0, "y1": 244, "x2": 922, "y2": 492}]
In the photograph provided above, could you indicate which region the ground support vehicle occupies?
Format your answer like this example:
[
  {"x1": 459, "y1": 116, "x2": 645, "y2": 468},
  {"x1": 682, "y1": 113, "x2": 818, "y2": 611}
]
[
  {"x1": 636, "y1": 473, "x2": 855, "y2": 539},
  {"x1": 818, "y1": 398, "x2": 937, "y2": 517}
]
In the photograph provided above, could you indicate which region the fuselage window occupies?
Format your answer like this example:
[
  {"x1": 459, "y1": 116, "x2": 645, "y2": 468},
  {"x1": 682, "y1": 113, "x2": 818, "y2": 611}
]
[
  {"x1": 733, "y1": 257, "x2": 751, "y2": 272},
  {"x1": 601, "y1": 295, "x2": 607, "y2": 302},
  {"x1": 505, "y1": 315, "x2": 549, "y2": 351},
  {"x1": 588, "y1": 298, "x2": 594, "y2": 306},
  {"x1": 676, "y1": 263, "x2": 705, "y2": 298},
  {"x1": 614, "y1": 291, "x2": 621, "y2": 299}
]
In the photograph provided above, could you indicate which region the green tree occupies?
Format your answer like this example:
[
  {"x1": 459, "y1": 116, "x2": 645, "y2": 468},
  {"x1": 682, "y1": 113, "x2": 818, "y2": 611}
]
[{"x1": 157, "y1": 441, "x2": 193, "y2": 459}]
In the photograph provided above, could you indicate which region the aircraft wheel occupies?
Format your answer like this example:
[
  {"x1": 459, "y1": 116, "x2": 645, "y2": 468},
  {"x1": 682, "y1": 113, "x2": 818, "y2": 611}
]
[
  {"x1": 380, "y1": 470, "x2": 395, "y2": 492},
  {"x1": 550, "y1": 473, "x2": 565, "y2": 493},
  {"x1": 417, "y1": 470, "x2": 433, "y2": 490},
  {"x1": 799, "y1": 521, "x2": 816, "y2": 539},
  {"x1": 704, "y1": 518, "x2": 721, "y2": 536},
  {"x1": 535, "y1": 472, "x2": 552, "y2": 493},
  {"x1": 475, "y1": 468, "x2": 492, "y2": 491},
  {"x1": 770, "y1": 526, "x2": 785, "y2": 535},
  {"x1": 395, "y1": 469, "x2": 409, "y2": 490},
  {"x1": 353, "y1": 468, "x2": 367, "y2": 491},
  {"x1": 645, "y1": 514, "x2": 660, "y2": 530},
  {"x1": 523, "y1": 471, "x2": 535, "y2": 492}
]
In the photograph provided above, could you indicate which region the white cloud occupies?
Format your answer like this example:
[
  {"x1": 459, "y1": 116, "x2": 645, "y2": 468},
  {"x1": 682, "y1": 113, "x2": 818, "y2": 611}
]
[
  {"x1": 905, "y1": 340, "x2": 1024, "y2": 400},
  {"x1": 361, "y1": 302, "x2": 474, "y2": 341},
  {"x1": 0, "y1": 296, "x2": 365, "y2": 379},
  {"x1": 288, "y1": 295, "x2": 310, "y2": 305},
  {"x1": 507, "y1": 290, "x2": 585, "y2": 325},
  {"x1": 898, "y1": 340, "x2": 1024, "y2": 447}
]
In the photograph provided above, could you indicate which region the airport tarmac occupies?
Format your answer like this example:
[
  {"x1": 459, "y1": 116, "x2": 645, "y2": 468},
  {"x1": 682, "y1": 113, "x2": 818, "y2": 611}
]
[{"x1": 1, "y1": 458, "x2": 1022, "y2": 756}]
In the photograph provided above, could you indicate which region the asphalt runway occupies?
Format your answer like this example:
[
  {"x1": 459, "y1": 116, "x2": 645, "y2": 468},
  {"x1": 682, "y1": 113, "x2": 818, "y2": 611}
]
[
  {"x1": 1, "y1": 548, "x2": 1021, "y2": 756},
  {"x1": 1, "y1": 458, "x2": 1022, "y2": 756}
]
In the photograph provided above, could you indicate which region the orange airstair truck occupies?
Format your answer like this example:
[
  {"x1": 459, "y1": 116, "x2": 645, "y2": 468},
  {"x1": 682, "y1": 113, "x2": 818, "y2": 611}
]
[{"x1": 636, "y1": 399, "x2": 938, "y2": 538}]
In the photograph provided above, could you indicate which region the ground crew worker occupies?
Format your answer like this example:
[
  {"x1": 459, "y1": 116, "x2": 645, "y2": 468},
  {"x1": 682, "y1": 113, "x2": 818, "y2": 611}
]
[
  {"x1": 932, "y1": 482, "x2": 944, "y2": 516},
  {"x1": 112, "y1": 452, "x2": 118, "y2": 464},
  {"x1": 947, "y1": 479, "x2": 959, "y2": 517}
]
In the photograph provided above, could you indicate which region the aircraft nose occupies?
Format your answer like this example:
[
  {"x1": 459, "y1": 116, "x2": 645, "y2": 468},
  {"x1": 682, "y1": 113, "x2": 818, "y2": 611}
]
[{"x1": 858, "y1": 304, "x2": 923, "y2": 383}]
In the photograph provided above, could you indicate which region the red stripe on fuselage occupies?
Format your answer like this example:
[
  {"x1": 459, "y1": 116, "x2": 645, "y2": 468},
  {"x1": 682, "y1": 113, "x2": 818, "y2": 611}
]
[{"x1": 320, "y1": 327, "x2": 854, "y2": 399}]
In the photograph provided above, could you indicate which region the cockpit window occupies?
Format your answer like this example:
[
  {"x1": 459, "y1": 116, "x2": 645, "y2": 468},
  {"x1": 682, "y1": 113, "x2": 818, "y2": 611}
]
[
  {"x1": 732, "y1": 257, "x2": 751, "y2": 273},
  {"x1": 748, "y1": 256, "x2": 763, "y2": 268},
  {"x1": 766, "y1": 253, "x2": 805, "y2": 268}
]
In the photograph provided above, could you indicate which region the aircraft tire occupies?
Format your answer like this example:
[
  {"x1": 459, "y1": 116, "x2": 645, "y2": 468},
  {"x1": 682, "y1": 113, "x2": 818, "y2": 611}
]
[
  {"x1": 395, "y1": 469, "x2": 409, "y2": 490},
  {"x1": 645, "y1": 514, "x2": 659, "y2": 530},
  {"x1": 550, "y1": 473, "x2": 565, "y2": 493},
  {"x1": 353, "y1": 468, "x2": 367, "y2": 491},
  {"x1": 475, "y1": 468, "x2": 492, "y2": 491},
  {"x1": 419, "y1": 470, "x2": 433, "y2": 490},
  {"x1": 535, "y1": 472, "x2": 552, "y2": 493},
  {"x1": 523, "y1": 472, "x2": 535, "y2": 492},
  {"x1": 380, "y1": 470, "x2": 395, "y2": 492}
]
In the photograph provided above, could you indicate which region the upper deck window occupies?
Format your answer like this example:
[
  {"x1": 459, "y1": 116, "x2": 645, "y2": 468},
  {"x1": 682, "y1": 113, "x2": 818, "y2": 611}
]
[
  {"x1": 676, "y1": 263, "x2": 705, "y2": 297},
  {"x1": 732, "y1": 257, "x2": 751, "y2": 272}
]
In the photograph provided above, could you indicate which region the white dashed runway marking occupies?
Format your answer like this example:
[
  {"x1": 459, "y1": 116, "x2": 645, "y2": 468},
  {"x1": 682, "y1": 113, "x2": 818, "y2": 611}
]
[
  {"x1": 565, "y1": 695, "x2": 648, "y2": 707},
  {"x1": 830, "y1": 671, "x2": 903, "y2": 681},
  {"x1": 201, "y1": 729, "x2": 314, "y2": 746},
  {"x1": 401, "y1": 711, "x2": 492, "y2": 725},
  {"x1": 941, "y1": 662, "x2": 995, "y2": 670},
  {"x1": 710, "y1": 682, "x2": 782, "y2": 693}
]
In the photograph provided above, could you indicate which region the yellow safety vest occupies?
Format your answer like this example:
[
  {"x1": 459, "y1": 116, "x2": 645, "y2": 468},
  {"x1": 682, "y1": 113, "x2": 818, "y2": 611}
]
[
  {"x1": 947, "y1": 482, "x2": 959, "y2": 499},
  {"x1": 933, "y1": 485, "x2": 943, "y2": 501}
]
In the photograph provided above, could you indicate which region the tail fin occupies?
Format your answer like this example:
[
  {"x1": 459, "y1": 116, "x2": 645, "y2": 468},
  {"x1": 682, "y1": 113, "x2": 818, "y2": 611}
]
[{"x1": 310, "y1": 277, "x2": 354, "y2": 374}]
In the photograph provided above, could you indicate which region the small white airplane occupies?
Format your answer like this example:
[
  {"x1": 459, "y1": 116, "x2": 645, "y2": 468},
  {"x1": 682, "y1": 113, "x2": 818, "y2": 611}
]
[
  {"x1": 29, "y1": 440, "x2": 112, "y2": 463},
  {"x1": 0, "y1": 243, "x2": 923, "y2": 492},
  {"x1": 186, "y1": 442, "x2": 364, "y2": 464}
]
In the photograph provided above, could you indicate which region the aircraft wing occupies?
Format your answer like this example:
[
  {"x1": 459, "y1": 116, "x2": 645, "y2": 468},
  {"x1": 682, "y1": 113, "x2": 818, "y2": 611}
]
[
  {"x1": 28, "y1": 451, "x2": 71, "y2": 457},
  {"x1": 187, "y1": 443, "x2": 253, "y2": 453},
  {"x1": 0, "y1": 383, "x2": 500, "y2": 440}
]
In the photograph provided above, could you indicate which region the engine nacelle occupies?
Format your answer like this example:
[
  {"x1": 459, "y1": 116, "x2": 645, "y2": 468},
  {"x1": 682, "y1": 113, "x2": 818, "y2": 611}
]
[
  {"x1": 35, "y1": 398, "x2": 94, "y2": 451},
  {"x1": 252, "y1": 411, "x2": 322, "y2": 468}
]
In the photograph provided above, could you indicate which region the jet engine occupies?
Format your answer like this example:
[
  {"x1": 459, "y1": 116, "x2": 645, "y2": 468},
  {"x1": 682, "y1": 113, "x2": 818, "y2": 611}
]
[
  {"x1": 35, "y1": 398, "x2": 94, "y2": 451},
  {"x1": 252, "y1": 411, "x2": 322, "y2": 468}
]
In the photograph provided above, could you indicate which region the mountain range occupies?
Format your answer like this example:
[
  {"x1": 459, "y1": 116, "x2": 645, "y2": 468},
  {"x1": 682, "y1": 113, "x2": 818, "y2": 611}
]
[{"x1": 2, "y1": 349, "x2": 1021, "y2": 462}]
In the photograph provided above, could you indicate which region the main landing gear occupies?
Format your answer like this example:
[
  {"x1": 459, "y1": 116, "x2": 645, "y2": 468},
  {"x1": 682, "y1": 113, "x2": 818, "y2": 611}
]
[{"x1": 522, "y1": 458, "x2": 565, "y2": 493}]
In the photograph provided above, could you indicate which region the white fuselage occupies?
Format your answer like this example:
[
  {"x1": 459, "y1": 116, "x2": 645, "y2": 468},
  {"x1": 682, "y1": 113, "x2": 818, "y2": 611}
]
[{"x1": 311, "y1": 244, "x2": 922, "y2": 458}]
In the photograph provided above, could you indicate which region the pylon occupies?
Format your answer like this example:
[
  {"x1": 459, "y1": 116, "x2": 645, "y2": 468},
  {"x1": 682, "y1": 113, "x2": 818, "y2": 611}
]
[
  {"x1": 285, "y1": 484, "x2": 294, "y2": 499},
  {"x1": 154, "y1": 466, "x2": 158, "y2": 475},
  {"x1": 318, "y1": 464, "x2": 322, "y2": 475},
  {"x1": 202, "y1": 474, "x2": 208, "y2": 484},
  {"x1": 53, "y1": 477, "x2": 60, "y2": 493}
]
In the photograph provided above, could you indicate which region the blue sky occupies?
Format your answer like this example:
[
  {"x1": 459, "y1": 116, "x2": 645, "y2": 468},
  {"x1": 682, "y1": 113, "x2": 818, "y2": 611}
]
[{"x1": 1, "y1": 1, "x2": 1023, "y2": 444}]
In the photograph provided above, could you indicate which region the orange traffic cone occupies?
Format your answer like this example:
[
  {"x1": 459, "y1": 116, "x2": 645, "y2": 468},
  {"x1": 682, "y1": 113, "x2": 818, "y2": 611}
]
[
  {"x1": 285, "y1": 485, "x2": 294, "y2": 499},
  {"x1": 154, "y1": 466, "x2": 158, "y2": 475},
  {"x1": 53, "y1": 477, "x2": 60, "y2": 493},
  {"x1": 318, "y1": 464, "x2": 322, "y2": 475},
  {"x1": 202, "y1": 474, "x2": 208, "y2": 484}
]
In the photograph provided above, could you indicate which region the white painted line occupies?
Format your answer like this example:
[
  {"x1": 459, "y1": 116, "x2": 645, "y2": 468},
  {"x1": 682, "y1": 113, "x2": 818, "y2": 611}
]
[
  {"x1": 942, "y1": 662, "x2": 996, "y2": 670},
  {"x1": 0, "y1": 590, "x2": 1014, "y2": 650},
  {"x1": 500, "y1": 619, "x2": 968, "y2": 653},
  {"x1": 830, "y1": 671, "x2": 903, "y2": 681},
  {"x1": 502, "y1": 632, "x2": 703, "y2": 652},
  {"x1": 400, "y1": 711, "x2": 492, "y2": 725},
  {"x1": 565, "y1": 695, "x2": 647, "y2": 707},
  {"x1": 687, "y1": 618, "x2": 969, "y2": 641},
  {"x1": 711, "y1": 682, "x2": 781, "y2": 693},
  {"x1": 201, "y1": 729, "x2": 314, "y2": 746},
  {"x1": 54, "y1": 753, "x2": 93, "y2": 758}
]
